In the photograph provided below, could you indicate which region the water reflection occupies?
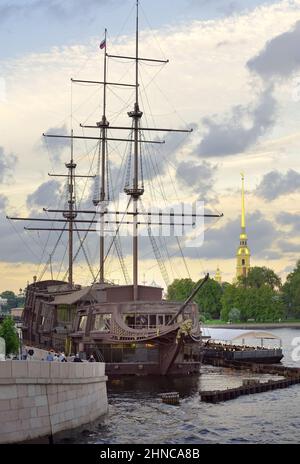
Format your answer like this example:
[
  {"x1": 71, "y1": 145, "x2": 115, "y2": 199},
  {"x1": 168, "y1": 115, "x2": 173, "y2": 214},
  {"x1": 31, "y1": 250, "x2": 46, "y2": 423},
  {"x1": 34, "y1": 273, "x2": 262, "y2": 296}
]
[
  {"x1": 56, "y1": 329, "x2": 300, "y2": 444},
  {"x1": 108, "y1": 375, "x2": 200, "y2": 399}
]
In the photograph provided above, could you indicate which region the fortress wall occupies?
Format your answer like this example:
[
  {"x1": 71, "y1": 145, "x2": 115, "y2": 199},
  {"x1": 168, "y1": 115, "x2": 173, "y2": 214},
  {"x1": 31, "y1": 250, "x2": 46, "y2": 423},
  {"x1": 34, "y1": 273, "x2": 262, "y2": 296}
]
[{"x1": 0, "y1": 361, "x2": 108, "y2": 443}]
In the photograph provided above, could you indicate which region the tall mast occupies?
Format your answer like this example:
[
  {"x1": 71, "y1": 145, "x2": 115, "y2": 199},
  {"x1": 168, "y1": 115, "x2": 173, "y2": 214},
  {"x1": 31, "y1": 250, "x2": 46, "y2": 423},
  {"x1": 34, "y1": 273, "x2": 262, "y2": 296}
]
[
  {"x1": 64, "y1": 129, "x2": 77, "y2": 287},
  {"x1": 96, "y1": 28, "x2": 109, "y2": 283},
  {"x1": 126, "y1": 0, "x2": 144, "y2": 300}
]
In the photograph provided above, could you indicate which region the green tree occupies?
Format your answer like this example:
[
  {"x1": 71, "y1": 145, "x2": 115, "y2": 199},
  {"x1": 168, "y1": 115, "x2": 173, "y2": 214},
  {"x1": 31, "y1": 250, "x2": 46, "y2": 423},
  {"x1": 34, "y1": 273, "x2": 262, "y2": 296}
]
[
  {"x1": 0, "y1": 290, "x2": 17, "y2": 312},
  {"x1": 0, "y1": 316, "x2": 19, "y2": 355},
  {"x1": 283, "y1": 261, "x2": 300, "y2": 318},
  {"x1": 228, "y1": 307, "x2": 241, "y2": 322},
  {"x1": 221, "y1": 283, "x2": 284, "y2": 322},
  {"x1": 167, "y1": 277, "x2": 224, "y2": 321},
  {"x1": 238, "y1": 266, "x2": 282, "y2": 290},
  {"x1": 167, "y1": 278, "x2": 195, "y2": 302},
  {"x1": 195, "y1": 278, "x2": 223, "y2": 320}
]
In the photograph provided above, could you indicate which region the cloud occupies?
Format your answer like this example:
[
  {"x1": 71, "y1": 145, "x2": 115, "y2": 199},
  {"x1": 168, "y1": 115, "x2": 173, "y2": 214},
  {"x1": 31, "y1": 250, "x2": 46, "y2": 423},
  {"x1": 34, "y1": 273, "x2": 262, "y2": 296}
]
[
  {"x1": 0, "y1": 0, "x2": 111, "y2": 24},
  {"x1": 195, "y1": 87, "x2": 276, "y2": 157},
  {"x1": 256, "y1": 169, "x2": 300, "y2": 200},
  {"x1": 0, "y1": 195, "x2": 8, "y2": 211},
  {"x1": 247, "y1": 20, "x2": 300, "y2": 79},
  {"x1": 278, "y1": 239, "x2": 300, "y2": 253},
  {"x1": 176, "y1": 160, "x2": 217, "y2": 199},
  {"x1": 276, "y1": 211, "x2": 300, "y2": 233},
  {"x1": 177, "y1": 210, "x2": 280, "y2": 259},
  {"x1": 0, "y1": 147, "x2": 17, "y2": 183},
  {"x1": 42, "y1": 124, "x2": 69, "y2": 164},
  {"x1": 141, "y1": 126, "x2": 196, "y2": 182},
  {"x1": 26, "y1": 180, "x2": 62, "y2": 209}
]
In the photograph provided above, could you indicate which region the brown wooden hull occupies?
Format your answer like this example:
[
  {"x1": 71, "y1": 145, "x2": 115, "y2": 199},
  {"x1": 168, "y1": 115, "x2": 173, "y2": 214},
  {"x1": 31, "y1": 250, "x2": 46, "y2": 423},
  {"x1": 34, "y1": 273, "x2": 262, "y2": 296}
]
[{"x1": 105, "y1": 361, "x2": 201, "y2": 377}]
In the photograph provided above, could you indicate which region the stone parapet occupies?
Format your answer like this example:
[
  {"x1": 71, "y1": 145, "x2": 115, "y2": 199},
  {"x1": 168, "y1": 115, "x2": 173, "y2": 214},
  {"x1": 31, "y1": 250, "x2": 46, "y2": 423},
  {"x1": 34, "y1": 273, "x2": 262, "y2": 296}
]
[{"x1": 0, "y1": 361, "x2": 108, "y2": 443}]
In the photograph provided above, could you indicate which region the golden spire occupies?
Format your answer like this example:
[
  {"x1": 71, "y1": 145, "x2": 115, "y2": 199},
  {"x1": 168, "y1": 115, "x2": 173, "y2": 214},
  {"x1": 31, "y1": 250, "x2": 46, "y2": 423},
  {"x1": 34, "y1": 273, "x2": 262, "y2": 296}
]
[
  {"x1": 241, "y1": 172, "x2": 245, "y2": 231},
  {"x1": 215, "y1": 265, "x2": 222, "y2": 284},
  {"x1": 236, "y1": 173, "x2": 251, "y2": 280}
]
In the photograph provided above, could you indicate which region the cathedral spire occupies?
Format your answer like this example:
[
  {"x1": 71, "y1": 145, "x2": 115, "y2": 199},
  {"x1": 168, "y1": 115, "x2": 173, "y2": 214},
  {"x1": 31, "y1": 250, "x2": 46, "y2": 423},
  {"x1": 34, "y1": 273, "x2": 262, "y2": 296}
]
[
  {"x1": 241, "y1": 172, "x2": 245, "y2": 231},
  {"x1": 236, "y1": 173, "x2": 251, "y2": 279}
]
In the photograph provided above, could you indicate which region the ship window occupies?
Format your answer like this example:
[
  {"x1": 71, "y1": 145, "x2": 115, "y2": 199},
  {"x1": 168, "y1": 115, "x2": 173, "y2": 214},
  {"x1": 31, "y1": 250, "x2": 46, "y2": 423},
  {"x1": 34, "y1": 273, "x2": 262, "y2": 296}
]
[
  {"x1": 78, "y1": 315, "x2": 87, "y2": 331},
  {"x1": 57, "y1": 304, "x2": 76, "y2": 323},
  {"x1": 165, "y1": 314, "x2": 172, "y2": 324},
  {"x1": 157, "y1": 315, "x2": 164, "y2": 326},
  {"x1": 135, "y1": 314, "x2": 148, "y2": 328},
  {"x1": 149, "y1": 314, "x2": 156, "y2": 328},
  {"x1": 94, "y1": 314, "x2": 111, "y2": 332},
  {"x1": 124, "y1": 314, "x2": 135, "y2": 328}
]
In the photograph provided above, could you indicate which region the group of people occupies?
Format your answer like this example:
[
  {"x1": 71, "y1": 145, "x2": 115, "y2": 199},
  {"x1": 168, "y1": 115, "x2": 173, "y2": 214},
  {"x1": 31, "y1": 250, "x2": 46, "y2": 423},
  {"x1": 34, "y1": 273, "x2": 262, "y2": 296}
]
[
  {"x1": 45, "y1": 350, "x2": 68, "y2": 362},
  {"x1": 45, "y1": 350, "x2": 96, "y2": 362}
]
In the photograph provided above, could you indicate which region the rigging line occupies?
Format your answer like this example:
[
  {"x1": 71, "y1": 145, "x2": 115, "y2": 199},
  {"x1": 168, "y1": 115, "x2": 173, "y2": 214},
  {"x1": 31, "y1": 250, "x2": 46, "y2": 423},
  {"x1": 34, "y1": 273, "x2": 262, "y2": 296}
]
[
  {"x1": 74, "y1": 225, "x2": 96, "y2": 281},
  {"x1": 139, "y1": 1, "x2": 168, "y2": 62},
  {"x1": 8, "y1": 219, "x2": 41, "y2": 261},
  {"x1": 141, "y1": 125, "x2": 178, "y2": 277},
  {"x1": 108, "y1": 89, "x2": 136, "y2": 122},
  {"x1": 141, "y1": 63, "x2": 189, "y2": 127},
  {"x1": 139, "y1": 199, "x2": 170, "y2": 288},
  {"x1": 44, "y1": 87, "x2": 101, "y2": 137},
  {"x1": 71, "y1": 86, "x2": 101, "y2": 118},
  {"x1": 107, "y1": 3, "x2": 135, "y2": 50},
  {"x1": 142, "y1": 131, "x2": 192, "y2": 280},
  {"x1": 107, "y1": 59, "x2": 136, "y2": 89},
  {"x1": 176, "y1": 236, "x2": 192, "y2": 279},
  {"x1": 107, "y1": 84, "x2": 135, "y2": 108},
  {"x1": 81, "y1": 103, "x2": 103, "y2": 126},
  {"x1": 92, "y1": 197, "x2": 132, "y2": 285},
  {"x1": 61, "y1": 213, "x2": 97, "y2": 282},
  {"x1": 38, "y1": 181, "x2": 69, "y2": 258},
  {"x1": 107, "y1": 149, "x2": 131, "y2": 283},
  {"x1": 56, "y1": 240, "x2": 68, "y2": 282},
  {"x1": 139, "y1": 74, "x2": 196, "y2": 279},
  {"x1": 39, "y1": 224, "x2": 67, "y2": 281}
]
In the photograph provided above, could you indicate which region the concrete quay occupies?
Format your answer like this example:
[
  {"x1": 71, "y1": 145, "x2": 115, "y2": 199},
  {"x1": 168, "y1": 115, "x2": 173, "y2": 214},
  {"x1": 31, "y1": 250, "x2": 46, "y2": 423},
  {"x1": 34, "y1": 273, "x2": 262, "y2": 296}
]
[{"x1": 0, "y1": 360, "x2": 108, "y2": 443}]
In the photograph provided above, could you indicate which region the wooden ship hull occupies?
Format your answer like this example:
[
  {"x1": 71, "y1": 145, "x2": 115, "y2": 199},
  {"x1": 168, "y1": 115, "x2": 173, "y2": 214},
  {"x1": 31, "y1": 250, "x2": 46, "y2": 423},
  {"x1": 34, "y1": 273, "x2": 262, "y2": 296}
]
[{"x1": 22, "y1": 280, "x2": 202, "y2": 377}]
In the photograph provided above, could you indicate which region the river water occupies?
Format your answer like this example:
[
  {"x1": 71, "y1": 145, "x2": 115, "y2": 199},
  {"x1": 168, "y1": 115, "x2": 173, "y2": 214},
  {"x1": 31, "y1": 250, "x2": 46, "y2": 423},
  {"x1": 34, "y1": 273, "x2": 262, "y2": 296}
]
[{"x1": 57, "y1": 328, "x2": 300, "y2": 444}]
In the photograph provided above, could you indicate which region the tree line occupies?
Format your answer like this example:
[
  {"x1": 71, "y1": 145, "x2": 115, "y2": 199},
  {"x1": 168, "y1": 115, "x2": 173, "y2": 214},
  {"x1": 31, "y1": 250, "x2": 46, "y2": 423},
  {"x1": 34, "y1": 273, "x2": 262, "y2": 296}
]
[
  {"x1": 0, "y1": 290, "x2": 25, "y2": 313},
  {"x1": 167, "y1": 261, "x2": 300, "y2": 322}
]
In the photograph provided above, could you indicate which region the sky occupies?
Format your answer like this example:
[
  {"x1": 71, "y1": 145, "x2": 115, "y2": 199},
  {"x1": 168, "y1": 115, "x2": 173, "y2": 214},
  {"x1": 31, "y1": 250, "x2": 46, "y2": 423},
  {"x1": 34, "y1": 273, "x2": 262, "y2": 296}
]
[{"x1": 1, "y1": 0, "x2": 300, "y2": 292}]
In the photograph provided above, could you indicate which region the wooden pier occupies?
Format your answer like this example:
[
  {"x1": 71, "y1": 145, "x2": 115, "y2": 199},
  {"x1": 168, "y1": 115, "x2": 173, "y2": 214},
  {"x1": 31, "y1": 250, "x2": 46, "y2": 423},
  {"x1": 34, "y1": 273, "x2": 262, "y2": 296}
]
[{"x1": 200, "y1": 359, "x2": 300, "y2": 403}]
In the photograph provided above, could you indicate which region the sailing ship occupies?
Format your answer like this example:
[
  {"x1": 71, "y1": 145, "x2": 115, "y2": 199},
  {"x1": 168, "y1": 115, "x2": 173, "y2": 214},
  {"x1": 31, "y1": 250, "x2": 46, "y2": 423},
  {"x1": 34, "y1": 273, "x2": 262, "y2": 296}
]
[{"x1": 9, "y1": 0, "x2": 222, "y2": 376}]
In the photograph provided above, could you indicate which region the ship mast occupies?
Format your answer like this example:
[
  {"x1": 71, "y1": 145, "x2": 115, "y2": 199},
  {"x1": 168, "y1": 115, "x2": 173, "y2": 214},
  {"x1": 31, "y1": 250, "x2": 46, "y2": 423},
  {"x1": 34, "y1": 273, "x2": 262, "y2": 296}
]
[
  {"x1": 64, "y1": 129, "x2": 77, "y2": 286},
  {"x1": 131, "y1": 0, "x2": 143, "y2": 300},
  {"x1": 94, "y1": 28, "x2": 109, "y2": 283}
]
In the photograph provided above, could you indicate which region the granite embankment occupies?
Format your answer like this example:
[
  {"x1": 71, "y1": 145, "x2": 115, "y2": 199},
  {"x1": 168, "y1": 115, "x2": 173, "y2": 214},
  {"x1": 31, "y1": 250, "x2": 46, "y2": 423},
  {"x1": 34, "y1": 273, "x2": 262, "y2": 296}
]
[{"x1": 0, "y1": 360, "x2": 108, "y2": 443}]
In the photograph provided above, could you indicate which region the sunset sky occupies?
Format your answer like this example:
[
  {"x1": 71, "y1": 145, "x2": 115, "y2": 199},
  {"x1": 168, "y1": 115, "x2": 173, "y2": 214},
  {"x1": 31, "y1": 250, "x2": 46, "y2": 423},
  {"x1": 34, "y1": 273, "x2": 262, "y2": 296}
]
[{"x1": 1, "y1": 0, "x2": 300, "y2": 292}]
